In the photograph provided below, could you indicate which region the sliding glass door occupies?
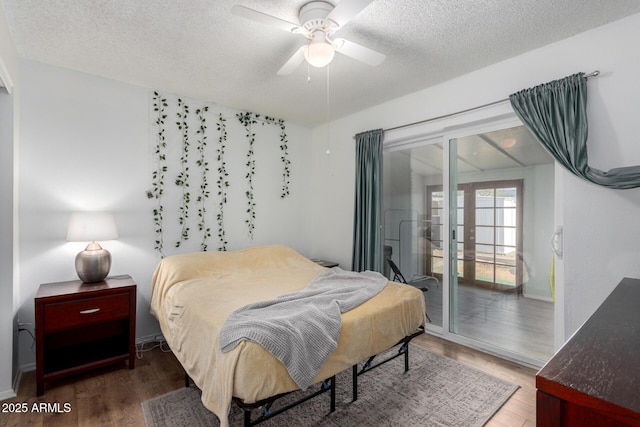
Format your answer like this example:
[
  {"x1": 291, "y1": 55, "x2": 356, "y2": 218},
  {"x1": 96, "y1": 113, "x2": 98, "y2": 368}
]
[
  {"x1": 383, "y1": 120, "x2": 556, "y2": 364},
  {"x1": 449, "y1": 125, "x2": 555, "y2": 362}
]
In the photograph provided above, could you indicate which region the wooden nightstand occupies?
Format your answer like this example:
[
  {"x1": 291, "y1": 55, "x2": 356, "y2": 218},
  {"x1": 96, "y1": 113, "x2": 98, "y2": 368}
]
[
  {"x1": 35, "y1": 274, "x2": 136, "y2": 396},
  {"x1": 311, "y1": 259, "x2": 339, "y2": 268}
]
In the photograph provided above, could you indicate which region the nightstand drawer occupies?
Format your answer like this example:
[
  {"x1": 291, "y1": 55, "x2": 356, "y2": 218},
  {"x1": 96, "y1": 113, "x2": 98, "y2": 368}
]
[{"x1": 44, "y1": 293, "x2": 130, "y2": 332}]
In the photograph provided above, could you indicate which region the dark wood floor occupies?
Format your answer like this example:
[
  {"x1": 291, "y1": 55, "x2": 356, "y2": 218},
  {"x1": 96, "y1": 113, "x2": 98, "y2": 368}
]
[
  {"x1": 0, "y1": 335, "x2": 536, "y2": 427},
  {"x1": 0, "y1": 343, "x2": 184, "y2": 427}
]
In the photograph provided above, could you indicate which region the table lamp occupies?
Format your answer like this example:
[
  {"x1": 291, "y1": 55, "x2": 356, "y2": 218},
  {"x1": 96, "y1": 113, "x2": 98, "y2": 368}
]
[{"x1": 66, "y1": 212, "x2": 118, "y2": 283}]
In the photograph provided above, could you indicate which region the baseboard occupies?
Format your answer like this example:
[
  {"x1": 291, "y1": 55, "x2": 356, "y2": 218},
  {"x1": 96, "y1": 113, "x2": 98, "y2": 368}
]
[
  {"x1": 135, "y1": 334, "x2": 171, "y2": 358},
  {"x1": 12, "y1": 366, "x2": 22, "y2": 391},
  {"x1": 136, "y1": 333, "x2": 165, "y2": 345},
  {"x1": 0, "y1": 386, "x2": 17, "y2": 400},
  {"x1": 5, "y1": 364, "x2": 26, "y2": 398},
  {"x1": 19, "y1": 362, "x2": 35, "y2": 373},
  {"x1": 523, "y1": 291, "x2": 553, "y2": 302}
]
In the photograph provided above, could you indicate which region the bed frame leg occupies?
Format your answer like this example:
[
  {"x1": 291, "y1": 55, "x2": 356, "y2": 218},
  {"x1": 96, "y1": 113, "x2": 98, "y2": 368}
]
[
  {"x1": 243, "y1": 408, "x2": 251, "y2": 427},
  {"x1": 352, "y1": 365, "x2": 358, "y2": 402},
  {"x1": 330, "y1": 375, "x2": 336, "y2": 412},
  {"x1": 184, "y1": 372, "x2": 190, "y2": 388},
  {"x1": 350, "y1": 328, "x2": 423, "y2": 404},
  {"x1": 404, "y1": 343, "x2": 409, "y2": 372}
]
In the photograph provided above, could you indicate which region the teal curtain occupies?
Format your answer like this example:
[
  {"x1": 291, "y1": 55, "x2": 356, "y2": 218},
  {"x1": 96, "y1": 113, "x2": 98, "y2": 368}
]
[
  {"x1": 509, "y1": 73, "x2": 640, "y2": 189},
  {"x1": 352, "y1": 129, "x2": 383, "y2": 272}
]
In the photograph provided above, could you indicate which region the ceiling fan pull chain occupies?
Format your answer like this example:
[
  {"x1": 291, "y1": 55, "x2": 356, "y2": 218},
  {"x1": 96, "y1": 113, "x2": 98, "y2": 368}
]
[{"x1": 326, "y1": 65, "x2": 331, "y2": 155}]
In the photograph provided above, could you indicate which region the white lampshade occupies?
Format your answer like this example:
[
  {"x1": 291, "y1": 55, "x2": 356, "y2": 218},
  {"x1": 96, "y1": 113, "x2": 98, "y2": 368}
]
[
  {"x1": 67, "y1": 212, "x2": 118, "y2": 242},
  {"x1": 304, "y1": 37, "x2": 335, "y2": 68}
]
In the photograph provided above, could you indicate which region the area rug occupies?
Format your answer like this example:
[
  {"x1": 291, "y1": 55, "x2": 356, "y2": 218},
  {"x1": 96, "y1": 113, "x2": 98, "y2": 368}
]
[{"x1": 142, "y1": 344, "x2": 518, "y2": 427}]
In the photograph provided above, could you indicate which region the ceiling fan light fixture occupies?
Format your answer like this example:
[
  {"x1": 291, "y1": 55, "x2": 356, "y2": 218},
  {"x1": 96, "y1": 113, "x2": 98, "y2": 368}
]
[
  {"x1": 304, "y1": 35, "x2": 335, "y2": 68},
  {"x1": 304, "y1": 41, "x2": 335, "y2": 67}
]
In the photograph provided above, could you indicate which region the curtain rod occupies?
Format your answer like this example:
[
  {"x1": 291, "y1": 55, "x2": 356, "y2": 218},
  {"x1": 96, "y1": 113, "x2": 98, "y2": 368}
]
[{"x1": 353, "y1": 70, "x2": 600, "y2": 138}]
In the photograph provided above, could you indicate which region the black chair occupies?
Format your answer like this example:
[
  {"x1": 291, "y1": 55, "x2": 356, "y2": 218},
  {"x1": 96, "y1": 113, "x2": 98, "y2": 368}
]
[
  {"x1": 386, "y1": 258, "x2": 432, "y2": 323},
  {"x1": 387, "y1": 257, "x2": 407, "y2": 284}
]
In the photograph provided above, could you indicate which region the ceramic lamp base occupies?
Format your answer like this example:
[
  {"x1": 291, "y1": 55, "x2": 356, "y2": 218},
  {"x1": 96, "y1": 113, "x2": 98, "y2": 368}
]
[{"x1": 75, "y1": 242, "x2": 111, "y2": 283}]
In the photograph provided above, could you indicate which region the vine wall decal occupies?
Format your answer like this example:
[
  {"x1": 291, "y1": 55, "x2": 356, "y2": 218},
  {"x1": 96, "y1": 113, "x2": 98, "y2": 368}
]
[
  {"x1": 237, "y1": 112, "x2": 257, "y2": 239},
  {"x1": 175, "y1": 98, "x2": 191, "y2": 248},
  {"x1": 236, "y1": 112, "x2": 292, "y2": 238},
  {"x1": 196, "y1": 106, "x2": 210, "y2": 251},
  {"x1": 278, "y1": 119, "x2": 291, "y2": 198},
  {"x1": 150, "y1": 91, "x2": 292, "y2": 255},
  {"x1": 263, "y1": 116, "x2": 291, "y2": 198},
  {"x1": 151, "y1": 91, "x2": 168, "y2": 256},
  {"x1": 216, "y1": 113, "x2": 229, "y2": 251}
]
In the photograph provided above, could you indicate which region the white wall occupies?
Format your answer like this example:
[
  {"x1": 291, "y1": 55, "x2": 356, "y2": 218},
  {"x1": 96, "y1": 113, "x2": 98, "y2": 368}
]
[
  {"x1": 16, "y1": 60, "x2": 313, "y2": 368},
  {"x1": 0, "y1": 90, "x2": 15, "y2": 398},
  {"x1": 310, "y1": 12, "x2": 640, "y2": 344},
  {"x1": 0, "y1": 5, "x2": 18, "y2": 400}
]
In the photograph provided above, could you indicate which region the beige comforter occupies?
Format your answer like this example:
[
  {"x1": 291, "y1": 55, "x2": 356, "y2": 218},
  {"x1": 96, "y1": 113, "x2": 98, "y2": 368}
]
[{"x1": 150, "y1": 245, "x2": 426, "y2": 427}]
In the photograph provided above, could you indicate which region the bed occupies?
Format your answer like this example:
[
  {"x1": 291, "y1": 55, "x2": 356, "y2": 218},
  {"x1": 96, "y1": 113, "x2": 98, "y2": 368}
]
[{"x1": 150, "y1": 245, "x2": 426, "y2": 427}]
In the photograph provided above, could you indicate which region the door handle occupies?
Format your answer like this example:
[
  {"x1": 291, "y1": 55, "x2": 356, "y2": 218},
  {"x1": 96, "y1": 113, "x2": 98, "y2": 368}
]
[{"x1": 551, "y1": 226, "x2": 563, "y2": 259}]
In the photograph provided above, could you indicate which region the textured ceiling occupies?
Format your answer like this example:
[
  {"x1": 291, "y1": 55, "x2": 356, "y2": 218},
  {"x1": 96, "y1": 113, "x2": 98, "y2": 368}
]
[{"x1": 2, "y1": 0, "x2": 640, "y2": 126}]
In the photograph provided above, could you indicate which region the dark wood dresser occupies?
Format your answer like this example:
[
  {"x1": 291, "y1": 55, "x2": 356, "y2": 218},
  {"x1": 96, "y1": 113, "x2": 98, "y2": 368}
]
[
  {"x1": 536, "y1": 277, "x2": 640, "y2": 426},
  {"x1": 35, "y1": 274, "x2": 136, "y2": 395}
]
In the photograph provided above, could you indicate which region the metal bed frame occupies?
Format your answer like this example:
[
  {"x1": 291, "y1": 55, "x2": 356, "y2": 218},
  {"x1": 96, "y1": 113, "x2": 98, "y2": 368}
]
[{"x1": 184, "y1": 326, "x2": 425, "y2": 427}]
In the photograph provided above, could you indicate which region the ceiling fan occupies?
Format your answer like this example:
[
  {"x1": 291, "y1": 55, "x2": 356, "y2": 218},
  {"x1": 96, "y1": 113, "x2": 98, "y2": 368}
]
[{"x1": 231, "y1": 0, "x2": 386, "y2": 75}]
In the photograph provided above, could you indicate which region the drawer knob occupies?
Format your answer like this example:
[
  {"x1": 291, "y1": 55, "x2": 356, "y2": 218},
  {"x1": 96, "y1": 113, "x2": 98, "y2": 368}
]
[{"x1": 79, "y1": 308, "x2": 101, "y2": 314}]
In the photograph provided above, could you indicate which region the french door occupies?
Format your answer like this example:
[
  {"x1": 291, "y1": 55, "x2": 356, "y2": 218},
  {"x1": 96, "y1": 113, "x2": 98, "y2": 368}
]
[{"x1": 427, "y1": 180, "x2": 523, "y2": 291}]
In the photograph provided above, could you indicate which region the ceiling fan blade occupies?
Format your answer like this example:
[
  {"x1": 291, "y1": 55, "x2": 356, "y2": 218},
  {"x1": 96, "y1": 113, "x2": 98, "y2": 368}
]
[
  {"x1": 325, "y1": 0, "x2": 374, "y2": 28},
  {"x1": 334, "y1": 38, "x2": 385, "y2": 67},
  {"x1": 231, "y1": 5, "x2": 300, "y2": 33},
  {"x1": 277, "y1": 46, "x2": 306, "y2": 75}
]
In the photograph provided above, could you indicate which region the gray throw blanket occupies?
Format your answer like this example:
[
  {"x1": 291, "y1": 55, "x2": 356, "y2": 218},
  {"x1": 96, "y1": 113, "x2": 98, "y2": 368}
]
[{"x1": 219, "y1": 267, "x2": 388, "y2": 390}]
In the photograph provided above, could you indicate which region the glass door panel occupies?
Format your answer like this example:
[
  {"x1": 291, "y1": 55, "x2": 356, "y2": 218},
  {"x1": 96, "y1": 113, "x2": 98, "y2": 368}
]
[
  {"x1": 449, "y1": 124, "x2": 556, "y2": 363},
  {"x1": 383, "y1": 143, "x2": 444, "y2": 327}
]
